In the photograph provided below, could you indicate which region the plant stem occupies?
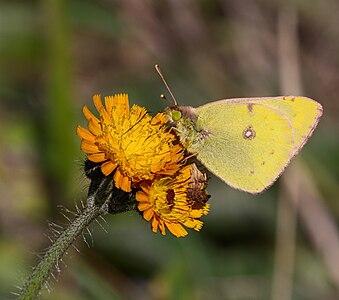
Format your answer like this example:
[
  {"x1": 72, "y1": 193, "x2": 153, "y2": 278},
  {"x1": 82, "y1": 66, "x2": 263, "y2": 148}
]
[
  {"x1": 18, "y1": 168, "x2": 133, "y2": 299},
  {"x1": 18, "y1": 204, "x2": 105, "y2": 300}
]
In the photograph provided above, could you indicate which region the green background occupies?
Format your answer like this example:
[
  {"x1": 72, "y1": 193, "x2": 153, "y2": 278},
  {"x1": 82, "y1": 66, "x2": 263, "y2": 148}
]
[{"x1": 1, "y1": 0, "x2": 338, "y2": 299}]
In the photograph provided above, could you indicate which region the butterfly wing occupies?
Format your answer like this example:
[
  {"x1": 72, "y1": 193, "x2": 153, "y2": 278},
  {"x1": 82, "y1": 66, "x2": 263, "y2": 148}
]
[
  {"x1": 191, "y1": 96, "x2": 321, "y2": 193},
  {"x1": 246, "y1": 96, "x2": 322, "y2": 155}
]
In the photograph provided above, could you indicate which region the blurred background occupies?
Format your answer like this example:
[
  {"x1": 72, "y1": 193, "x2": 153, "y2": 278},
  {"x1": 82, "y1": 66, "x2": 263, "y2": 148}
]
[{"x1": 1, "y1": 0, "x2": 339, "y2": 299}]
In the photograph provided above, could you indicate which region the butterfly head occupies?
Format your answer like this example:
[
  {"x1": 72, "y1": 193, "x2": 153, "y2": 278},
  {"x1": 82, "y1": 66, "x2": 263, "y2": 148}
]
[
  {"x1": 164, "y1": 106, "x2": 181, "y2": 123},
  {"x1": 165, "y1": 106, "x2": 181, "y2": 123},
  {"x1": 164, "y1": 105, "x2": 201, "y2": 150},
  {"x1": 165, "y1": 105, "x2": 197, "y2": 124}
]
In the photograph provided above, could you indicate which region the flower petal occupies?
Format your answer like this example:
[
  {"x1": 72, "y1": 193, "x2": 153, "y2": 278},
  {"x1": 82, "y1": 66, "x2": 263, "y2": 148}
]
[
  {"x1": 166, "y1": 222, "x2": 188, "y2": 237},
  {"x1": 136, "y1": 191, "x2": 149, "y2": 203},
  {"x1": 121, "y1": 174, "x2": 132, "y2": 192},
  {"x1": 93, "y1": 94, "x2": 103, "y2": 112},
  {"x1": 81, "y1": 140, "x2": 99, "y2": 154},
  {"x1": 77, "y1": 125, "x2": 95, "y2": 141},
  {"x1": 82, "y1": 105, "x2": 99, "y2": 123},
  {"x1": 158, "y1": 220, "x2": 166, "y2": 235},
  {"x1": 101, "y1": 161, "x2": 117, "y2": 175},
  {"x1": 151, "y1": 217, "x2": 159, "y2": 233},
  {"x1": 104, "y1": 95, "x2": 114, "y2": 114},
  {"x1": 143, "y1": 208, "x2": 154, "y2": 221},
  {"x1": 87, "y1": 153, "x2": 106, "y2": 163},
  {"x1": 137, "y1": 201, "x2": 150, "y2": 211},
  {"x1": 114, "y1": 168, "x2": 131, "y2": 192},
  {"x1": 88, "y1": 118, "x2": 101, "y2": 135}
]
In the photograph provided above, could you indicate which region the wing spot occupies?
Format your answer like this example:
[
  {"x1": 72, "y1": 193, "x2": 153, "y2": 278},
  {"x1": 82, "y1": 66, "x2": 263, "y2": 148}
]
[
  {"x1": 270, "y1": 150, "x2": 275, "y2": 155},
  {"x1": 261, "y1": 161, "x2": 265, "y2": 165},
  {"x1": 250, "y1": 170, "x2": 254, "y2": 175},
  {"x1": 243, "y1": 126, "x2": 256, "y2": 140}
]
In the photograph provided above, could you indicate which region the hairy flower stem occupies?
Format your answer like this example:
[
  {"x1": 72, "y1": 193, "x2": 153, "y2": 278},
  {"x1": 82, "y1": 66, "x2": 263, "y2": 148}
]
[
  {"x1": 18, "y1": 174, "x2": 115, "y2": 300},
  {"x1": 18, "y1": 205, "x2": 105, "y2": 300}
]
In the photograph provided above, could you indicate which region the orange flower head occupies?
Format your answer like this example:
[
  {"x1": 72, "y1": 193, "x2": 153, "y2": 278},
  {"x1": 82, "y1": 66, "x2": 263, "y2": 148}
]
[
  {"x1": 136, "y1": 164, "x2": 210, "y2": 237},
  {"x1": 77, "y1": 94, "x2": 184, "y2": 192}
]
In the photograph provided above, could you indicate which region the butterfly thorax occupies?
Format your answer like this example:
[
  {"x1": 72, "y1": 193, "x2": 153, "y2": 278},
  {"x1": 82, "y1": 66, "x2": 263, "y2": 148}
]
[{"x1": 165, "y1": 105, "x2": 209, "y2": 151}]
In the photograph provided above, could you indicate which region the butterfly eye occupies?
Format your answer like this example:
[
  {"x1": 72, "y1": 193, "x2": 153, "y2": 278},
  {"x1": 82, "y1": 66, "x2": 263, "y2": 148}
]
[{"x1": 171, "y1": 110, "x2": 182, "y2": 122}]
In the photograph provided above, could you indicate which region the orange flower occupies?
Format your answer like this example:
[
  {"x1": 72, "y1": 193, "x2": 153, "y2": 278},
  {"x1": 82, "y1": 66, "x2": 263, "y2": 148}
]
[
  {"x1": 77, "y1": 94, "x2": 184, "y2": 192},
  {"x1": 136, "y1": 164, "x2": 210, "y2": 237}
]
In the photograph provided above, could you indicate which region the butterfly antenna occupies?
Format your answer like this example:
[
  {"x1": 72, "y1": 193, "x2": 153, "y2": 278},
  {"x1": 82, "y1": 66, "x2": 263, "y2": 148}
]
[
  {"x1": 160, "y1": 93, "x2": 173, "y2": 105},
  {"x1": 155, "y1": 64, "x2": 178, "y2": 106}
]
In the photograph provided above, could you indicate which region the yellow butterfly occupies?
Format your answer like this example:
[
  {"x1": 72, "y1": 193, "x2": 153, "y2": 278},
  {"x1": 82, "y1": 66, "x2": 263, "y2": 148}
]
[{"x1": 155, "y1": 65, "x2": 323, "y2": 194}]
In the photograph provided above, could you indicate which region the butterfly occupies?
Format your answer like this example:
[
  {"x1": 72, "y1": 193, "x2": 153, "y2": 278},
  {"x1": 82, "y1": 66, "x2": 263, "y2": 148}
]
[{"x1": 155, "y1": 65, "x2": 323, "y2": 194}]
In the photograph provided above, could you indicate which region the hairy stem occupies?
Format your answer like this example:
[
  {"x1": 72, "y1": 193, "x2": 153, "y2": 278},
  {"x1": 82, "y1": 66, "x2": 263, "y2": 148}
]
[
  {"x1": 18, "y1": 204, "x2": 105, "y2": 300},
  {"x1": 17, "y1": 163, "x2": 135, "y2": 299},
  {"x1": 18, "y1": 172, "x2": 115, "y2": 300}
]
